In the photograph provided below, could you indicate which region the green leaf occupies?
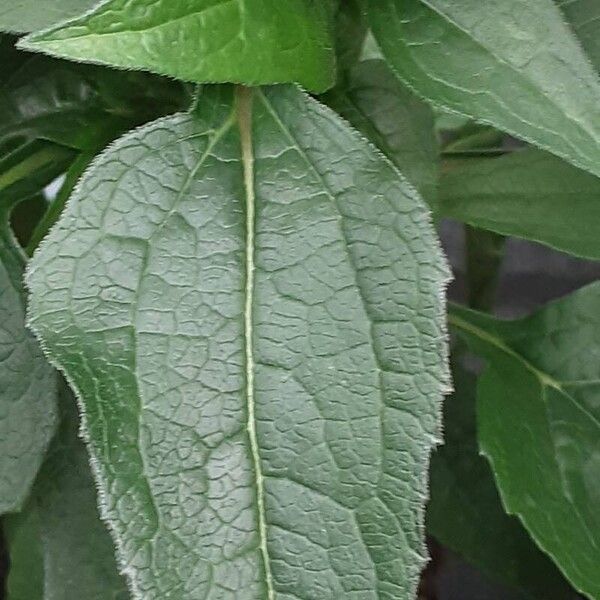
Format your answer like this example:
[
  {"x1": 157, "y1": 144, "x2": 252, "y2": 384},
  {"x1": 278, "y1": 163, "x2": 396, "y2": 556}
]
[
  {"x1": 0, "y1": 192, "x2": 58, "y2": 514},
  {"x1": 19, "y1": 0, "x2": 335, "y2": 92},
  {"x1": 0, "y1": 53, "x2": 189, "y2": 152},
  {"x1": 5, "y1": 383, "x2": 128, "y2": 600},
  {"x1": 334, "y1": 0, "x2": 367, "y2": 72},
  {"x1": 366, "y1": 0, "x2": 600, "y2": 179},
  {"x1": 0, "y1": 0, "x2": 97, "y2": 34},
  {"x1": 324, "y1": 59, "x2": 438, "y2": 204},
  {"x1": 27, "y1": 84, "x2": 449, "y2": 599},
  {"x1": 428, "y1": 360, "x2": 575, "y2": 599},
  {"x1": 439, "y1": 149, "x2": 600, "y2": 260},
  {"x1": 449, "y1": 286, "x2": 600, "y2": 599},
  {"x1": 558, "y1": 0, "x2": 600, "y2": 69}
]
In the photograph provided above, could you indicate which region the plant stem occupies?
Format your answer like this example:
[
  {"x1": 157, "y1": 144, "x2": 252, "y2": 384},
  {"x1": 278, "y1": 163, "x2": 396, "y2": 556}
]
[{"x1": 465, "y1": 225, "x2": 505, "y2": 312}]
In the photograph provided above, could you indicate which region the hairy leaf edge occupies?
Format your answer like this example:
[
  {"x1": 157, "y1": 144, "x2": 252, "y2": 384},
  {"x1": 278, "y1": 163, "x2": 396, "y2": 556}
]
[{"x1": 24, "y1": 85, "x2": 453, "y2": 598}]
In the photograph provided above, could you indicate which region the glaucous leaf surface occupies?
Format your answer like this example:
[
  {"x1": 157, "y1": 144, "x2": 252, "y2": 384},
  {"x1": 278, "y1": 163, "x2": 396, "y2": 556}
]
[
  {"x1": 449, "y1": 285, "x2": 600, "y2": 599},
  {"x1": 0, "y1": 0, "x2": 97, "y2": 34},
  {"x1": 324, "y1": 59, "x2": 438, "y2": 204},
  {"x1": 0, "y1": 198, "x2": 57, "y2": 514},
  {"x1": 0, "y1": 53, "x2": 189, "y2": 152},
  {"x1": 5, "y1": 383, "x2": 128, "y2": 600},
  {"x1": 19, "y1": 0, "x2": 335, "y2": 92},
  {"x1": 27, "y1": 84, "x2": 450, "y2": 599},
  {"x1": 366, "y1": 0, "x2": 600, "y2": 179},
  {"x1": 558, "y1": 0, "x2": 600, "y2": 69},
  {"x1": 440, "y1": 149, "x2": 600, "y2": 260},
  {"x1": 428, "y1": 361, "x2": 574, "y2": 599}
]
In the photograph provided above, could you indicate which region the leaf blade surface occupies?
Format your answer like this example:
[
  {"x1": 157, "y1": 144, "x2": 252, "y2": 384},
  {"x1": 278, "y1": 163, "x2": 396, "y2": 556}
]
[
  {"x1": 439, "y1": 149, "x2": 600, "y2": 260},
  {"x1": 27, "y1": 84, "x2": 450, "y2": 599},
  {"x1": 449, "y1": 286, "x2": 600, "y2": 599},
  {"x1": 367, "y1": 0, "x2": 600, "y2": 178},
  {"x1": 19, "y1": 0, "x2": 335, "y2": 92}
]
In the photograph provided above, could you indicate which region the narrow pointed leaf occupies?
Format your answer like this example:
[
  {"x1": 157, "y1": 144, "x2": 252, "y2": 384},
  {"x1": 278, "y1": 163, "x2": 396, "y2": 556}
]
[
  {"x1": 0, "y1": 206, "x2": 57, "y2": 514},
  {"x1": 5, "y1": 383, "x2": 128, "y2": 600},
  {"x1": 27, "y1": 85, "x2": 449, "y2": 599},
  {"x1": 324, "y1": 59, "x2": 438, "y2": 204},
  {"x1": 428, "y1": 362, "x2": 574, "y2": 599},
  {"x1": 19, "y1": 0, "x2": 335, "y2": 92},
  {"x1": 440, "y1": 149, "x2": 600, "y2": 260},
  {"x1": 367, "y1": 0, "x2": 600, "y2": 178},
  {"x1": 0, "y1": 0, "x2": 97, "y2": 34},
  {"x1": 449, "y1": 284, "x2": 600, "y2": 599}
]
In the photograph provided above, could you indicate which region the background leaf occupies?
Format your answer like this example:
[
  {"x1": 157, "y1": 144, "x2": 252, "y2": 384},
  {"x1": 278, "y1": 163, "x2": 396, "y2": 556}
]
[
  {"x1": 439, "y1": 149, "x2": 600, "y2": 260},
  {"x1": 0, "y1": 0, "x2": 97, "y2": 34},
  {"x1": 367, "y1": 0, "x2": 600, "y2": 178},
  {"x1": 428, "y1": 360, "x2": 575, "y2": 599},
  {"x1": 5, "y1": 383, "x2": 128, "y2": 600},
  {"x1": 0, "y1": 195, "x2": 57, "y2": 514},
  {"x1": 0, "y1": 52, "x2": 189, "y2": 152},
  {"x1": 324, "y1": 59, "x2": 438, "y2": 204},
  {"x1": 558, "y1": 0, "x2": 600, "y2": 69},
  {"x1": 449, "y1": 284, "x2": 600, "y2": 599},
  {"x1": 19, "y1": 0, "x2": 336, "y2": 92},
  {"x1": 27, "y1": 84, "x2": 449, "y2": 599}
]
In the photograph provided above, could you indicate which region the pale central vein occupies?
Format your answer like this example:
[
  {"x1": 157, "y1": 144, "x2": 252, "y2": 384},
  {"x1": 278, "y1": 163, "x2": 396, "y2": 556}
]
[{"x1": 236, "y1": 85, "x2": 275, "y2": 599}]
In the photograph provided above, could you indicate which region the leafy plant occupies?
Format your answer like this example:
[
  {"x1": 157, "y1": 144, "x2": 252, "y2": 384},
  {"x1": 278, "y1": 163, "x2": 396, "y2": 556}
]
[{"x1": 0, "y1": 1, "x2": 598, "y2": 599}]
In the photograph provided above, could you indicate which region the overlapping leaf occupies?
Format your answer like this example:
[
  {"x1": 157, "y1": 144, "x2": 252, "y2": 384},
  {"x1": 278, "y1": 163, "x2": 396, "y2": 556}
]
[
  {"x1": 367, "y1": 0, "x2": 600, "y2": 178},
  {"x1": 5, "y1": 383, "x2": 128, "y2": 599},
  {"x1": 0, "y1": 0, "x2": 97, "y2": 34},
  {"x1": 428, "y1": 361, "x2": 574, "y2": 599},
  {"x1": 0, "y1": 186, "x2": 58, "y2": 514},
  {"x1": 450, "y1": 284, "x2": 600, "y2": 599},
  {"x1": 19, "y1": 0, "x2": 336, "y2": 92},
  {"x1": 324, "y1": 59, "x2": 438, "y2": 203},
  {"x1": 558, "y1": 0, "x2": 600, "y2": 69},
  {"x1": 0, "y1": 53, "x2": 189, "y2": 152},
  {"x1": 27, "y1": 84, "x2": 449, "y2": 599},
  {"x1": 440, "y1": 149, "x2": 600, "y2": 260}
]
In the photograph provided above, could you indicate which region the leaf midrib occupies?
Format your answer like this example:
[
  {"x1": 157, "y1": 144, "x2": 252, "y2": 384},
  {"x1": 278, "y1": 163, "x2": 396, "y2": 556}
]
[
  {"x1": 235, "y1": 85, "x2": 275, "y2": 599},
  {"x1": 448, "y1": 308, "x2": 600, "y2": 431}
]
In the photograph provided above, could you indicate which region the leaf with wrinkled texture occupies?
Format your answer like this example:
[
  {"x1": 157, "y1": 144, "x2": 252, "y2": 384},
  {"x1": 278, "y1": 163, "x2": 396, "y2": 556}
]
[
  {"x1": 324, "y1": 59, "x2": 438, "y2": 203},
  {"x1": 27, "y1": 84, "x2": 449, "y2": 600},
  {"x1": 439, "y1": 149, "x2": 600, "y2": 260},
  {"x1": 0, "y1": 53, "x2": 189, "y2": 152},
  {"x1": 19, "y1": 0, "x2": 335, "y2": 92},
  {"x1": 449, "y1": 285, "x2": 600, "y2": 599},
  {"x1": 0, "y1": 199, "x2": 57, "y2": 514},
  {"x1": 5, "y1": 383, "x2": 128, "y2": 600},
  {"x1": 428, "y1": 361, "x2": 575, "y2": 599},
  {"x1": 367, "y1": 0, "x2": 600, "y2": 179},
  {"x1": 0, "y1": 0, "x2": 97, "y2": 34}
]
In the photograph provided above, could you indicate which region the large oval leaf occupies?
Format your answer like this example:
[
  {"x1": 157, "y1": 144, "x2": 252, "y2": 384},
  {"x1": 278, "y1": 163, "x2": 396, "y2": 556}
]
[
  {"x1": 27, "y1": 85, "x2": 450, "y2": 599},
  {"x1": 367, "y1": 0, "x2": 600, "y2": 179},
  {"x1": 450, "y1": 285, "x2": 600, "y2": 599},
  {"x1": 19, "y1": 0, "x2": 335, "y2": 92}
]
